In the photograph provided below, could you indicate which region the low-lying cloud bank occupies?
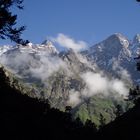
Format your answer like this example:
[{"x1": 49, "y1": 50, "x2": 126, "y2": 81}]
[
  {"x1": 81, "y1": 72, "x2": 129, "y2": 97},
  {"x1": 0, "y1": 33, "x2": 131, "y2": 107},
  {"x1": 67, "y1": 71, "x2": 129, "y2": 106}
]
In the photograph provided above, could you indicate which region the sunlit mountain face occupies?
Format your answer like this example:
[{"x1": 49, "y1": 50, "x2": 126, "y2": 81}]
[
  {"x1": 0, "y1": 33, "x2": 140, "y2": 127},
  {"x1": 83, "y1": 33, "x2": 140, "y2": 84}
]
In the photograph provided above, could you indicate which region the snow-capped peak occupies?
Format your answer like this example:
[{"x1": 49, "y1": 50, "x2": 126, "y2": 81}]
[
  {"x1": 0, "y1": 40, "x2": 58, "y2": 56},
  {"x1": 133, "y1": 34, "x2": 140, "y2": 45},
  {"x1": 113, "y1": 33, "x2": 129, "y2": 48},
  {"x1": 27, "y1": 42, "x2": 33, "y2": 47},
  {"x1": 40, "y1": 40, "x2": 59, "y2": 54},
  {"x1": 0, "y1": 45, "x2": 14, "y2": 55},
  {"x1": 130, "y1": 34, "x2": 140, "y2": 57},
  {"x1": 41, "y1": 39, "x2": 49, "y2": 45}
]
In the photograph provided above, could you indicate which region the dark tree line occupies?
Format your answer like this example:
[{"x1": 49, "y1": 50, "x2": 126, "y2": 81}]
[{"x1": 0, "y1": 66, "x2": 98, "y2": 140}]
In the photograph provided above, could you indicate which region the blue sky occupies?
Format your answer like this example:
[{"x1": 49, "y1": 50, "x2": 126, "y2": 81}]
[{"x1": 0, "y1": 0, "x2": 140, "y2": 46}]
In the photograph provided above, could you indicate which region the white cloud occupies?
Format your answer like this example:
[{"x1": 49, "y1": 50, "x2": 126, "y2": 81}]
[
  {"x1": 81, "y1": 71, "x2": 129, "y2": 98},
  {"x1": 29, "y1": 55, "x2": 67, "y2": 82},
  {"x1": 0, "y1": 51, "x2": 68, "y2": 83},
  {"x1": 67, "y1": 90, "x2": 81, "y2": 107},
  {"x1": 0, "y1": 34, "x2": 130, "y2": 108},
  {"x1": 110, "y1": 79, "x2": 129, "y2": 97},
  {"x1": 81, "y1": 72, "x2": 109, "y2": 97},
  {"x1": 112, "y1": 59, "x2": 132, "y2": 83},
  {"x1": 52, "y1": 33, "x2": 87, "y2": 52},
  {"x1": 67, "y1": 71, "x2": 129, "y2": 107}
]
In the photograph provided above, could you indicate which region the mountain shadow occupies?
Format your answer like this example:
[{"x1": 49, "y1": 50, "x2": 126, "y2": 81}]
[
  {"x1": 0, "y1": 65, "x2": 97, "y2": 140},
  {"x1": 97, "y1": 95, "x2": 140, "y2": 140},
  {"x1": 2, "y1": 62, "x2": 140, "y2": 140}
]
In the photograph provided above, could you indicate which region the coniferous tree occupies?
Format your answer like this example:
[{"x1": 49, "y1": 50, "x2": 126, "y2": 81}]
[
  {"x1": 0, "y1": 0, "x2": 28, "y2": 44},
  {"x1": 116, "y1": 104, "x2": 123, "y2": 117},
  {"x1": 100, "y1": 113, "x2": 106, "y2": 127},
  {"x1": 85, "y1": 119, "x2": 97, "y2": 132},
  {"x1": 65, "y1": 106, "x2": 72, "y2": 113}
]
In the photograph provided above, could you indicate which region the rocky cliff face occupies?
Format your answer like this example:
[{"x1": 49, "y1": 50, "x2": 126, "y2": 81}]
[
  {"x1": 0, "y1": 33, "x2": 138, "y2": 127},
  {"x1": 0, "y1": 57, "x2": 133, "y2": 128},
  {"x1": 83, "y1": 33, "x2": 140, "y2": 84},
  {"x1": 0, "y1": 64, "x2": 40, "y2": 98}
]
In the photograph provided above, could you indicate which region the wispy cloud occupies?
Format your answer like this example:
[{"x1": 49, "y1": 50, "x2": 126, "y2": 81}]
[
  {"x1": 0, "y1": 33, "x2": 131, "y2": 108},
  {"x1": 81, "y1": 72, "x2": 129, "y2": 98},
  {"x1": 52, "y1": 33, "x2": 87, "y2": 52}
]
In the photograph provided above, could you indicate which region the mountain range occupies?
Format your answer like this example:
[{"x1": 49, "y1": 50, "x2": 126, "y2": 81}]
[
  {"x1": 0, "y1": 33, "x2": 140, "y2": 127},
  {"x1": 1, "y1": 33, "x2": 140, "y2": 83},
  {"x1": 83, "y1": 33, "x2": 140, "y2": 84}
]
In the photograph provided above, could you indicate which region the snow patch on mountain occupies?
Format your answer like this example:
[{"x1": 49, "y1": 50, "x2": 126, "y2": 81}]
[
  {"x1": 82, "y1": 33, "x2": 140, "y2": 85},
  {"x1": 0, "y1": 45, "x2": 14, "y2": 55},
  {"x1": 0, "y1": 40, "x2": 58, "y2": 56},
  {"x1": 0, "y1": 33, "x2": 140, "y2": 106},
  {"x1": 130, "y1": 34, "x2": 140, "y2": 57}
]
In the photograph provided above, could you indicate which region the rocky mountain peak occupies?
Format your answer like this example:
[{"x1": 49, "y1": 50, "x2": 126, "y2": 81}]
[
  {"x1": 133, "y1": 34, "x2": 140, "y2": 44},
  {"x1": 41, "y1": 39, "x2": 54, "y2": 47},
  {"x1": 88, "y1": 33, "x2": 130, "y2": 58},
  {"x1": 0, "y1": 40, "x2": 59, "y2": 56},
  {"x1": 41, "y1": 40, "x2": 59, "y2": 54},
  {"x1": 59, "y1": 48, "x2": 79, "y2": 64},
  {"x1": 129, "y1": 34, "x2": 140, "y2": 57},
  {"x1": 105, "y1": 33, "x2": 129, "y2": 48}
]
